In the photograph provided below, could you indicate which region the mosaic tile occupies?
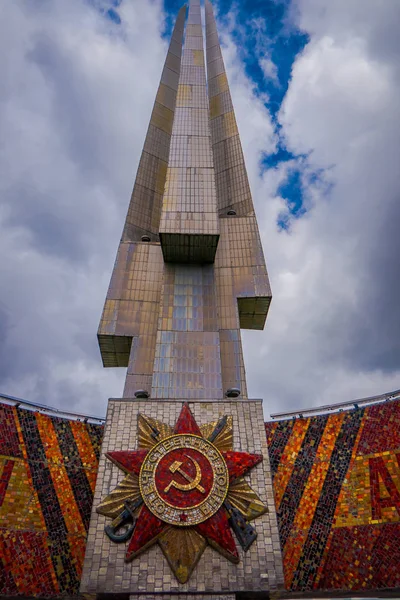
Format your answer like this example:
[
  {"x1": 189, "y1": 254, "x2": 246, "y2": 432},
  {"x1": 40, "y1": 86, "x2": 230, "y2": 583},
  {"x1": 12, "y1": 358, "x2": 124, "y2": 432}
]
[
  {"x1": 0, "y1": 403, "x2": 103, "y2": 597},
  {"x1": 3, "y1": 395, "x2": 400, "y2": 597},
  {"x1": 266, "y1": 399, "x2": 400, "y2": 593}
]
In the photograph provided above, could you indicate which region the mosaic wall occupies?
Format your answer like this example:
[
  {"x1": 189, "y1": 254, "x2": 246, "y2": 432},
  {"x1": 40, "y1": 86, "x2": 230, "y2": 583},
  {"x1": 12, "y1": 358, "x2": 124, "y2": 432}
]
[
  {"x1": 2, "y1": 396, "x2": 400, "y2": 597},
  {"x1": 0, "y1": 402, "x2": 103, "y2": 596},
  {"x1": 265, "y1": 398, "x2": 400, "y2": 594}
]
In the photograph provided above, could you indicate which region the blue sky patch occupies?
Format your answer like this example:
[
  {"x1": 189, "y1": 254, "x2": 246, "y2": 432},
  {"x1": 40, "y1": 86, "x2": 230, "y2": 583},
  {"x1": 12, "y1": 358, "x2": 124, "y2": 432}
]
[
  {"x1": 262, "y1": 143, "x2": 297, "y2": 169},
  {"x1": 106, "y1": 7, "x2": 121, "y2": 24},
  {"x1": 277, "y1": 167, "x2": 305, "y2": 230},
  {"x1": 87, "y1": 0, "x2": 122, "y2": 24}
]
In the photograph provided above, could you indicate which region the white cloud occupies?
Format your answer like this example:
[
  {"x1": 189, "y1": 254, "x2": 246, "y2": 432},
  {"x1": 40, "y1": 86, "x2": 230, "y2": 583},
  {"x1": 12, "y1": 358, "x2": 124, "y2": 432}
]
[
  {"x1": 0, "y1": 0, "x2": 168, "y2": 415},
  {"x1": 222, "y1": 0, "x2": 400, "y2": 416},
  {"x1": 259, "y1": 56, "x2": 279, "y2": 86}
]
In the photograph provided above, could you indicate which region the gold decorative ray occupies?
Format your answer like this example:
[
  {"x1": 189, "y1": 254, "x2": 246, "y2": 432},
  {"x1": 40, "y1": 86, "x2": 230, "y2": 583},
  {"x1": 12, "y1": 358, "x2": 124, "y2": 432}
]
[
  {"x1": 226, "y1": 477, "x2": 268, "y2": 521},
  {"x1": 96, "y1": 474, "x2": 140, "y2": 519},
  {"x1": 200, "y1": 415, "x2": 233, "y2": 451},
  {"x1": 138, "y1": 413, "x2": 173, "y2": 449},
  {"x1": 158, "y1": 526, "x2": 206, "y2": 584}
]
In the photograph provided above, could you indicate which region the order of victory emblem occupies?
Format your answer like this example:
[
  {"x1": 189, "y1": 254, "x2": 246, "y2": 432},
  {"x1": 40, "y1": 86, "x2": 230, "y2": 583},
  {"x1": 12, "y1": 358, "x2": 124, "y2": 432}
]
[
  {"x1": 140, "y1": 434, "x2": 229, "y2": 526},
  {"x1": 96, "y1": 403, "x2": 268, "y2": 583}
]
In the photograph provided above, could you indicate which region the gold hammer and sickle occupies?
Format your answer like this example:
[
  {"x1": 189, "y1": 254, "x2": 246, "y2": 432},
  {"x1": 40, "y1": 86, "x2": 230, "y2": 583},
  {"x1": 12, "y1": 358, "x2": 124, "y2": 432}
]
[{"x1": 164, "y1": 455, "x2": 205, "y2": 494}]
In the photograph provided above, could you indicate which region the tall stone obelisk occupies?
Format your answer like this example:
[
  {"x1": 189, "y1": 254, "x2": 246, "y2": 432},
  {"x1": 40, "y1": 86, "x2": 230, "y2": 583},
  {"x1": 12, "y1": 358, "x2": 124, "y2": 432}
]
[{"x1": 81, "y1": 1, "x2": 283, "y2": 597}]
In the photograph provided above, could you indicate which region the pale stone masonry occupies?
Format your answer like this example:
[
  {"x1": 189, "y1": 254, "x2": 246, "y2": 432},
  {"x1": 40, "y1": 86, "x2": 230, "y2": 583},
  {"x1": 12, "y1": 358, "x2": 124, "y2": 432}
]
[{"x1": 81, "y1": 400, "x2": 284, "y2": 595}]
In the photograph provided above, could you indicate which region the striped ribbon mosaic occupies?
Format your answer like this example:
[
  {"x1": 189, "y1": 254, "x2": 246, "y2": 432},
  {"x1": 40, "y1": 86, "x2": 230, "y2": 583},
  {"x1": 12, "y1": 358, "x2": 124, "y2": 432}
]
[
  {"x1": 2, "y1": 397, "x2": 400, "y2": 597},
  {"x1": 265, "y1": 399, "x2": 400, "y2": 593},
  {"x1": 0, "y1": 403, "x2": 103, "y2": 596}
]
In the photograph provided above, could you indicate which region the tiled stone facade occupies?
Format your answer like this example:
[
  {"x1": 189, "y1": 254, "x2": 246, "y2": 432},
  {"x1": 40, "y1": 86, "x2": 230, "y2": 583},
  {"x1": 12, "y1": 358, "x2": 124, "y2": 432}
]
[{"x1": 80, "y1": 399, "x2": 284, "y2": 595}]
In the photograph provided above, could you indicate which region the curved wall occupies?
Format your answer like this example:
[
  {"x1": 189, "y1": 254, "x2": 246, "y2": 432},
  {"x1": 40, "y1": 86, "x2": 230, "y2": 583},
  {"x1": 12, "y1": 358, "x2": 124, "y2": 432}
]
[
  {"x1": 0, "y1": 403, "x2": 103, "y2": 596},
  {"x1": 1, "y1": 397, "x2": 400, "y2": 597},
  {"x1": 265, "y1": 398, "x2": 400, "y2": 594}
]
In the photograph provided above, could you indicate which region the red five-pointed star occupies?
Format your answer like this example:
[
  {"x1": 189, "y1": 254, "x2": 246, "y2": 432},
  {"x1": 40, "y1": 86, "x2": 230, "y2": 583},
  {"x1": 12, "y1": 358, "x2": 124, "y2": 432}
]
[{"x1": 106, "y1": 403, "x2": 262, "y2": 563}]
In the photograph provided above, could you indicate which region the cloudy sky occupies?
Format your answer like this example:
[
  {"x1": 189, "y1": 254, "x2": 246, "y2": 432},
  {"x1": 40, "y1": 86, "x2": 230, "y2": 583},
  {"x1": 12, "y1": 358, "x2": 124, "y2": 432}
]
[{"x1": 1, "y1": 0, "x2": 399, "y2": 419}]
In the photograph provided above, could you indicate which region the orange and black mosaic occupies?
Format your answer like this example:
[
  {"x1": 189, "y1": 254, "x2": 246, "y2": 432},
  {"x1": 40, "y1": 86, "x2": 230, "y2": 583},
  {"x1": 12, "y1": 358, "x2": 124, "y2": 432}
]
[
  {"x1": 2, "y1": 397, "x2": 400, "y2": 597},
  {"x1": 265, "y1": 398, "x2": 400, "y2": 594},
  {"x1": 0, "y1": 403, "x2": 103, "y2": 596}
]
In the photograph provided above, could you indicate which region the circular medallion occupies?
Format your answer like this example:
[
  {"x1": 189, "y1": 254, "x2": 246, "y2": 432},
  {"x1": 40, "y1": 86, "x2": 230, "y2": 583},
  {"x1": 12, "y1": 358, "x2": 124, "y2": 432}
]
[{"x1": 139, "y1": 434, "x2": 229, "y2": 526}]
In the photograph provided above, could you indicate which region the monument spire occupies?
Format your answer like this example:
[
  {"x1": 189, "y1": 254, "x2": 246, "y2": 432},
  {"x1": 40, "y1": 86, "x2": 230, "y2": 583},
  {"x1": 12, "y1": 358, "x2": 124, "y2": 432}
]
[
  {"x1": 97, "y1": 0, "x2": 271, "y2": 402},
  {"x1": 82, "y1": 1, "x2": 282, "y2": 596}
]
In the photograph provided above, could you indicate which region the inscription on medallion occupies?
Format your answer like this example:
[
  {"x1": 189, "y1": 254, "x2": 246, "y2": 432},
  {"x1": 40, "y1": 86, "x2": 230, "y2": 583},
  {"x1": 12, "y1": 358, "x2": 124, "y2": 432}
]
[{"x1": 139, "y1": 434, "x2": 229, "y2": 526}]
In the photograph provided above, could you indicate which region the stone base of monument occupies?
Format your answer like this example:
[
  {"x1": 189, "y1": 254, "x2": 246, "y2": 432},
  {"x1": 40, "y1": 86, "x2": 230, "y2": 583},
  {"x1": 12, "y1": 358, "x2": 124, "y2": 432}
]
[{"x1": 80, "y1": 398, "x2": 284, "y2": 597}]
